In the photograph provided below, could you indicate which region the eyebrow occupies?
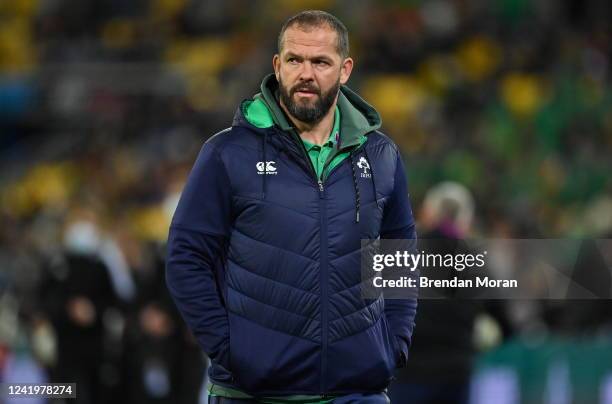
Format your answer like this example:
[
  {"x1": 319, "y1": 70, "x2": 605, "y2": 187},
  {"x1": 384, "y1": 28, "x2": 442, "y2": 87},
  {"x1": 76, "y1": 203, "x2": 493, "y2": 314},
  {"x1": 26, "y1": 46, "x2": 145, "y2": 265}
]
[{"x1": 284, "y1": 52, "x2": 334, "y2": 62}]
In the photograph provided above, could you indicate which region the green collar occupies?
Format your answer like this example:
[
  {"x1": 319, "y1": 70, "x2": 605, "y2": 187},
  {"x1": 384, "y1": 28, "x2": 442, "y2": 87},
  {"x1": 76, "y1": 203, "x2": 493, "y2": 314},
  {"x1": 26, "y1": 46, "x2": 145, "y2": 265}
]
[
  {"x1": 242, "y1": 73, "x2": 382, "y2": 150},
  {"x1": 301, "y1": 106, "x2": 340, "y2": 150}
]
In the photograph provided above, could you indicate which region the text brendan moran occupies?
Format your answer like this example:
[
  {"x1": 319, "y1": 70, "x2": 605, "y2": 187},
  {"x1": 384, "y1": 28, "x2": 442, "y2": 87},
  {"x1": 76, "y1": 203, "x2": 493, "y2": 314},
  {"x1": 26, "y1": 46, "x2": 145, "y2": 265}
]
[{"x1": 373, "y1": 276, "x2": 518, "y2": 288}]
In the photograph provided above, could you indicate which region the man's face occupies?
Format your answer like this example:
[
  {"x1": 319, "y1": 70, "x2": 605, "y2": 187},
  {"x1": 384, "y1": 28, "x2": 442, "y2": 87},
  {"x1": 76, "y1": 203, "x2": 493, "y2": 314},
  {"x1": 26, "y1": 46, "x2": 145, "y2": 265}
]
[{"x1": 273, "y1": 25, "x2": 353, "y2": 124}]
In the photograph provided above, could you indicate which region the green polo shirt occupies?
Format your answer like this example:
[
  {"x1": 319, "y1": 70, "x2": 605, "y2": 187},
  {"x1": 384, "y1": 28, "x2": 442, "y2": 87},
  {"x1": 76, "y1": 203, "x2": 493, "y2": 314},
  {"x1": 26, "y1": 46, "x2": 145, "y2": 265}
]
[{"x1": 301, "y1": 107, "x2": 341, "y2": 180}]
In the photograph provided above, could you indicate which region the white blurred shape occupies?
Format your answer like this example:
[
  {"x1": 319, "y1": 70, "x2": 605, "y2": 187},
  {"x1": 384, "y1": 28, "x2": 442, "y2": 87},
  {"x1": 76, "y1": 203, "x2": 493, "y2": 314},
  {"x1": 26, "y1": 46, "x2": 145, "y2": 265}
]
[
  {"x1": 470, "y1": 367, "x2": 520, "y2": 404},
  {"x1": 544, "y1": 360, "x2": 572, "y2": 404},
  {"x1": 602, "y1": 373, "x2": 612, "y2": 404},
  {"x1": 98, "y1": 237, "x2": 135, "y2": 302},
  {"x1": 421, "y1": 0, "x2": 458, "y2": 36},
  {"x1": 63, "y1": 220, "x2": 100, "y2": 255}
]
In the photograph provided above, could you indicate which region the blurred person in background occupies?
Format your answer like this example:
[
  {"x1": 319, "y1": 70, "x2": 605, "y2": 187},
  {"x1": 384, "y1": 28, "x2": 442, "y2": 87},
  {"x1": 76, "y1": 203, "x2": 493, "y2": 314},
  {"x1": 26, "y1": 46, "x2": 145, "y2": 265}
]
[
  {"x1": 121, "y1": 227, "x2": 205, "y2": 404},
  {"x1": 388, "y1": 182, "x2": 512, "y2": 404},
  {"x1": 40, "y1": 210, "x2": 123, "y2": 404},
  {"x1": 166, "y1": 9, "x2": 417, "y2": 404}
]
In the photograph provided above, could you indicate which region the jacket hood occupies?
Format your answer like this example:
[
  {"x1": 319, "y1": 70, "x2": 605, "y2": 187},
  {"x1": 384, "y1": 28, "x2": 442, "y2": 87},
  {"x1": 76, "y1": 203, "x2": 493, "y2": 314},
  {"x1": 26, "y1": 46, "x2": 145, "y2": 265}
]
[{"x1": 235, "y1": 74, "x2": 382, "y2": 148}]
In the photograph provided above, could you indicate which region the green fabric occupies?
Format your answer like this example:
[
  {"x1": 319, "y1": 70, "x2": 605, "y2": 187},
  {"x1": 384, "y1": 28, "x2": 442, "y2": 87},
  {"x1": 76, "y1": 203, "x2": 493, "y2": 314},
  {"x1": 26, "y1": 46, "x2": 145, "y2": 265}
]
[
  {"x1": 244, "y1": 97, "x2": 275, "y2": 129},
  {"x1": 300, "y1": 107, "x2": 342, "y2": 180},
  {"x1": 208, "y1": 383, "x2": 252, "y2": 399},
  {"x1": 242, "y1": 74, "x2": 378, "y2": 180},
  {"x1": 255, "y1": 74, "x2": 382, "y2": 139},
  {"x1": 208, "y1": 384, "x2": 334, "y2": 403},
  {"x1": 242, "y1": 98, "x2": 343, "y2": 180},
  {"x1": 261, "y1": 398, "x2": 335, "y2": 404}
]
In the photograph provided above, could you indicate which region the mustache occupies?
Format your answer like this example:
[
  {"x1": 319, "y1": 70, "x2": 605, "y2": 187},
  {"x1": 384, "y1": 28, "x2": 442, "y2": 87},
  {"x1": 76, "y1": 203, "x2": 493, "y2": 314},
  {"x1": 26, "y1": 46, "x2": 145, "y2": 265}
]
[{"x1": 290, "y1": 83, "x2": 321, "y2": 96}]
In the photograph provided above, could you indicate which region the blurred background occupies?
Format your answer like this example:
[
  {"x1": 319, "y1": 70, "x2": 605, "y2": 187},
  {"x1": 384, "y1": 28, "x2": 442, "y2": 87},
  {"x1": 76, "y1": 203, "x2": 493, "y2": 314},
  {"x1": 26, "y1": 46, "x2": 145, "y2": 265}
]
[{"x1": 0, "y1": 0, "x2": 611, "y2": 403}]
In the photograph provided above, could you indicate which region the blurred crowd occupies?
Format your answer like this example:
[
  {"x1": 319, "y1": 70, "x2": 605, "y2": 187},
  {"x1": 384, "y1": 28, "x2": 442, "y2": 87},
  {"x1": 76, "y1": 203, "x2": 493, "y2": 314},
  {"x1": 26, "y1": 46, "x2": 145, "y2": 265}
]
[{"x1": 0, "y1": 0, "x2": 611, "y2": 403}]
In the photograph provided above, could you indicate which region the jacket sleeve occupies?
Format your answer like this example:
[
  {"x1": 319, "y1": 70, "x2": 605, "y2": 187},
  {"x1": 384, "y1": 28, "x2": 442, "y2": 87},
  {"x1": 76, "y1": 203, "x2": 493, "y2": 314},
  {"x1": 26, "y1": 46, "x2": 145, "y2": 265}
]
[
  {"x1": 165, "y1": 142, "x2": 233, "y2": 369},
  {"x1": 380, "y1": 149, "x2": 418, "y2": 368}
]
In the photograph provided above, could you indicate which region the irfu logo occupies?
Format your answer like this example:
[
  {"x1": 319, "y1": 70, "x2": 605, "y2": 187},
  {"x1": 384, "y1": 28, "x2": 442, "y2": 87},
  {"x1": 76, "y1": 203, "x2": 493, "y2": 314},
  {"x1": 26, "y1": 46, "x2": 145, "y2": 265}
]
[{"x1": 357, "y1": 157, "x2": 371, "y2": 178}]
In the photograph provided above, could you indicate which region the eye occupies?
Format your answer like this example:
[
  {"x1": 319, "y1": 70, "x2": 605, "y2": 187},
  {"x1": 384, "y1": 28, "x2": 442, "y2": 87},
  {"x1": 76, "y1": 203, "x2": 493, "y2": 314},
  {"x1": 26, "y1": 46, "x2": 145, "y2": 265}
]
[{"x1": 287, "y1": 57, "x2": 298, "y2": 64}]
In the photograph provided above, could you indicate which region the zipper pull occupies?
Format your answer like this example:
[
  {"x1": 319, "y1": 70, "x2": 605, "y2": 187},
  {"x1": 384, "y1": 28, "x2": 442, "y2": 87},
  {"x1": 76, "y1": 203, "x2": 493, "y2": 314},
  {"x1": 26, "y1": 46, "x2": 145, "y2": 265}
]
[{"x1": 318, "y1": 180, "x2": 324, "y2": 192}]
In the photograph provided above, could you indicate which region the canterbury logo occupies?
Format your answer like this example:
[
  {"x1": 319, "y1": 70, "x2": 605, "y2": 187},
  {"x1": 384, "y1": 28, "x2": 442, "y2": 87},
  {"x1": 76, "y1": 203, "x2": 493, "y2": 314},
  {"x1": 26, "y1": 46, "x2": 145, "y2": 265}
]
[
  {"x1": 357, "y1": 157, "x2": 371, "y2": 178},
  {"x1": 256, "y1": 161, "x2": 277, "y2": 175}
]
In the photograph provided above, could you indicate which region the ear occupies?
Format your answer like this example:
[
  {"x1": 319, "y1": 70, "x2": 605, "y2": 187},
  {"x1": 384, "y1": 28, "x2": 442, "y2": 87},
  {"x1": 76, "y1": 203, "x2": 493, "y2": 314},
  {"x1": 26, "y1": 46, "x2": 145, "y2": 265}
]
[
  {"x1": 339, "y1": 57, "x2": 353, "y2": 85},
  {"x1": 273, "y1": 54, "x2": 280, "y2": 80}
]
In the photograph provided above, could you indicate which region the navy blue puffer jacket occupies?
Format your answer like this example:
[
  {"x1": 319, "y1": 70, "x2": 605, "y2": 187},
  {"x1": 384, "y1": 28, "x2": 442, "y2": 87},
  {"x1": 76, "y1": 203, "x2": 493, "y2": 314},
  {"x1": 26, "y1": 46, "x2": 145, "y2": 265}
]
[{"x1": 166, "y1": 75, "x2": 417, "y2": 397}]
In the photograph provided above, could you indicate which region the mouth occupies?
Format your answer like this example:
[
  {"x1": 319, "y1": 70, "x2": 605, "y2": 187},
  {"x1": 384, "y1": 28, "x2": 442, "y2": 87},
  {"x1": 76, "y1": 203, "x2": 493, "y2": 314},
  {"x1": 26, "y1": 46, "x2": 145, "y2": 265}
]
[
  {"x1": 293, "y1": 87, "x2": 319, "y2": 98},
  {"x1": 295, "y1": 91, "x2": 317, "y2": 98}
]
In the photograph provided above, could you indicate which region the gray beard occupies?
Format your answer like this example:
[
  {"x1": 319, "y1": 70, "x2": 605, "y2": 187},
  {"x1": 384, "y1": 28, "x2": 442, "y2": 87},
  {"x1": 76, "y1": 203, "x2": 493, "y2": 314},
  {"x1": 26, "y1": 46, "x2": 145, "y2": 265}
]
[{"x1": 279, "y1": 78, "x2": 340, "y2": 124}]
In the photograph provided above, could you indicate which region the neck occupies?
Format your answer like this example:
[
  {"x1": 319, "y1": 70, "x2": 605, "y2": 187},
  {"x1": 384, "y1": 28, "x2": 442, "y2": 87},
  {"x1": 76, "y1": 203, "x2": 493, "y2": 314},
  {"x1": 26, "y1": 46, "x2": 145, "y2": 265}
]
[{"x1": 280, "y1": 98, "x2": 337, "y2": 146}]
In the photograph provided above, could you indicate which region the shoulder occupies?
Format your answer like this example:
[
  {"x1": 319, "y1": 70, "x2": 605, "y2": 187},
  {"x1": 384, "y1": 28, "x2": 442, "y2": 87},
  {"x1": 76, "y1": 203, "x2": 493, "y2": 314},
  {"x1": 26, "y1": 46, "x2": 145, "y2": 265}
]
[
  {"x1": 362, "y1": 130, "x2": 405, "y2": 198},
  {"x1": 364, "y1": 130, "x2": 402, "y2": 164},
  {"x1": 365, "y1": 130, "x2": 400, "y2": 153},
  {"x1": 202, "y1": 125, "x2": 262, "y2": 156}
]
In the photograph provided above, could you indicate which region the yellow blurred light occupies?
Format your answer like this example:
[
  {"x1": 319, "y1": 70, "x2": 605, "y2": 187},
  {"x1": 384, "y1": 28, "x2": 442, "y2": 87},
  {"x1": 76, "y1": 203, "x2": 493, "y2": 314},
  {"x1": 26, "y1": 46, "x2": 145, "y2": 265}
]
[
  {"x1": 27, "y1": 163, "x2": 76, "y2": 209},
  {"x1": 361, "y1": 75, "x2": 430, "y2": 153},
  {"x1": 0, "y1": 18, "x2": 37, "y2": 73},
  {"x1": 417, "y1": 54, "x2": 455, "y2": 96},
  {"x1": 500, "y1": 72, "x2": 546, "y2": 118},
  {"x1": 186, "y1": 75, "x2": 222, "y2": 111},
  {"x1": 2, "y1": 181, "x2": 34, "y2": 217},
  {"x1": 0, "y1": 0, "x2": 37, "y2": 17},
  {"x1": 362, "y1": 75, "x2": 428, "y2": 120},
  {"x1": 1, "y1": 162, "x2": 77, "y2": 217},
  {"x1": 456, "y1": 36, "x2": 501, "y2": 82},
  {"x1": 166, "y1": 38, "x2": 229, "y2": 111},
  {"x1": 101, "y1": 19, "x2": 136, "y2": 49},
  {"x1": 166, "y1": 38, "x2": 229, "y2": 76},
  {"x1": 151, "y1": 0, "x2": 186, "y2": 20},
  {"x1": 269, "y1": 0, "x2": 333, "y2": 16},
  {"x1": 131, "y1": 206, "x2": 170, "y2": 242}
]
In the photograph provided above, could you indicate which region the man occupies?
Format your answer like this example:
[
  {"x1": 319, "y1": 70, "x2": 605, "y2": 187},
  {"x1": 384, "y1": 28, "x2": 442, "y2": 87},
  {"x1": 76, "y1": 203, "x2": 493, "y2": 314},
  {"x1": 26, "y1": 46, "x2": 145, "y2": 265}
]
[
  {"x1": 388, "y1": 182, "x2": 511, "y2": 404},
  {"x1": 166, "y1": 10, "x2": 417, "y2": 404}
]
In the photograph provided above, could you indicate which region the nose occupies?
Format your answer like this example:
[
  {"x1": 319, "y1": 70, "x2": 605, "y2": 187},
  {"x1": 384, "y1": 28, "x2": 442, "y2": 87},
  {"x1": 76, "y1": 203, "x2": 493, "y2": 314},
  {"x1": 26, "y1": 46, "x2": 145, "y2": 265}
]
[{"x1": 298, "y1": 61, "x2": 315, "y2": 81}]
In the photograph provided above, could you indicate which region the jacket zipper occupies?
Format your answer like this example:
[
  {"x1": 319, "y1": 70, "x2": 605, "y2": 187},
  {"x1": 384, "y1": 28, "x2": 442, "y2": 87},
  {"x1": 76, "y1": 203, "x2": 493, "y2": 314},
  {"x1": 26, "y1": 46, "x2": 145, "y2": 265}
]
[
  {"x1": 317, "y1": 142, "x2": 369, "y2": 394},
  {"x1": 320, "y1": 141, "x2": 367, "y2": 184},
  {"x1": 286, "y1": 127, "x2": 367, "y2": 395},
  {"x1": 318, "y1": 177, "x2": 328, "y2": 394},
  {"x1": 284, "y1": 128, "x2": 329, "y2": 393}
]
